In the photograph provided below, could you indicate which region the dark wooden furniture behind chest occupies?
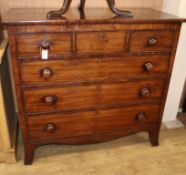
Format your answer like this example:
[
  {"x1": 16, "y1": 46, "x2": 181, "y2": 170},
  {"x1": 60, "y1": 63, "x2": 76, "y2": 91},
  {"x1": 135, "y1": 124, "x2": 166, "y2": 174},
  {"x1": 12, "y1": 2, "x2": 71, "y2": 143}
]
[{"x1": 3, "y1": 8, "x2": 185, "y2": 165}]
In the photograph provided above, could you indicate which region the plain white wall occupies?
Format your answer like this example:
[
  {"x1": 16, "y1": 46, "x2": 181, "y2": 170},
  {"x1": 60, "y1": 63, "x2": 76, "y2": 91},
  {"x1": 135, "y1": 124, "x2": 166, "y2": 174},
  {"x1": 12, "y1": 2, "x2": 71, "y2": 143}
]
[
  {"x1": 162, "y1": 0, "x2": 186, "y2": 122},
  {"x1": 162, "y1": 0, "x2": 180, "y2": 15}
]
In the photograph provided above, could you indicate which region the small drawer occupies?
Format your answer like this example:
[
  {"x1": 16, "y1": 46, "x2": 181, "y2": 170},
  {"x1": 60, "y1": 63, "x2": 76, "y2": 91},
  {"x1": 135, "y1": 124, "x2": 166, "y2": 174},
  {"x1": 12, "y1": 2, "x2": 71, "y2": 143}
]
[
  {"x1": 76, "y1": 31, "x2": 126, "y2": 54},
  {"x1": 16, "y1": 33, "x2": 72, "y2": 57},
  {"x1": 20, "y1": 55, "x2": 169, "y2": 85},
  {"x1": 27, "y1": 104, "x2": 160, "y2": 141},
  {"x1": 23, "y1": 80, "x2": 165, "y2": 114},
  {"x1": 129, "y1": 30, "x2": 175, "y2": 52}
]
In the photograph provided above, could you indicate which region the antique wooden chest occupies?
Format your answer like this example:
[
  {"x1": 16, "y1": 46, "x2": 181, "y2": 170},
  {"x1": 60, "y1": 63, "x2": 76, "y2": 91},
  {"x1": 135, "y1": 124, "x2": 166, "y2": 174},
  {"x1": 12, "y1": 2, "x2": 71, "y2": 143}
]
[{"x1": 3, "y1": 8, "x2": 185, "y2": 164}]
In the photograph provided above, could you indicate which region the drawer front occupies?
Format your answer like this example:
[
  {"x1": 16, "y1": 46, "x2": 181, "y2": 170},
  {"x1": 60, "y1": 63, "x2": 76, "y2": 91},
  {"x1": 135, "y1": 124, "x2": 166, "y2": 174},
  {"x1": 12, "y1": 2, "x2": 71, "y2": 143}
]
[
  {"x1": 21, "y1": 55, "x2": 169, "y2": 85},
  {"x1": 27, "y1": 104, "x2": 160, "y2": 141},
  {"x1": 16, "y1": 33, "x2": 72, "y2": 57},
  {"x1": 76, "y1": 31, "x2": 126, "y2": 54},
  {"x1": 23, "y1": 80, "x2": 165, "y2": 114},
  {"x1": 129, "y1": 30, "x2": 175, "y2": 52}
]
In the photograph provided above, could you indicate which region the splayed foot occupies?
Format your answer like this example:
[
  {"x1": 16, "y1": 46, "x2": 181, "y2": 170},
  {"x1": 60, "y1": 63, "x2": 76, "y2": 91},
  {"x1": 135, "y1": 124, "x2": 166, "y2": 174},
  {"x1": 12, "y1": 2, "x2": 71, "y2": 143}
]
[{"x1": 47, "y1": 0, "x2": 133, "y2": 18}]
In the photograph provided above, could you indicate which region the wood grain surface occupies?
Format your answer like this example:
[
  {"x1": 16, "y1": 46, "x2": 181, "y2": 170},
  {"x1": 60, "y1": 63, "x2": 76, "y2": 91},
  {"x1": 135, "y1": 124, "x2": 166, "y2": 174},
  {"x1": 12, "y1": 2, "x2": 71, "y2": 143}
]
[
  {"x1": 16, "y1": 33, "x2": 72, "y2": 57},
  {"x1": 23, "y1": 80, "x2": 165, "y2": 114},
  {"x1": 4, "y1": 8, "x2": 183, "y2": 164},
  {"x1": 27, "y1": 103, "x2": 160, "y2": 141},
  {"x1": 20, "y1": 55, "x2": 169, "y2": 85}
]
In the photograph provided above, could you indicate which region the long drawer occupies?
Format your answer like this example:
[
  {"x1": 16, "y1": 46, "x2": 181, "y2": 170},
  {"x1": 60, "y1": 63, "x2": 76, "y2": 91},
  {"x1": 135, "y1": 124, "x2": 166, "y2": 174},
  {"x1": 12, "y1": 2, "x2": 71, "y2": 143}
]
[
  {"x1": 27, "y1": 103, "x2": 160, "y2": 141},
  {"x1": 23, "y1": 80, "x2": 165, "y2": 114},
  {"x1": 20, "y1": 55, "x2": 169, "y2": 85}
]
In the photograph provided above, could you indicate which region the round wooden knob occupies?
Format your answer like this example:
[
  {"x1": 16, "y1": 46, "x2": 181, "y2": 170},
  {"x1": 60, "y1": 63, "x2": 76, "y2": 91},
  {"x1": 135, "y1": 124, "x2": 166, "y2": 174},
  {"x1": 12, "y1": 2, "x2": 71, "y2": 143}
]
[
  {"x1": 40, "y1": 40, "x2": 52, "y2": 50},
  {"x1": 43, "y1": 96, "x2": 57, "y2": 105},
  {"x1": 40, "y1": 68, "x2": 53, "y2": 79},
  {"x1": 139, "y1": 88, "x2": 150, "y2": 97},
  {"x1": 136, "y1": 113, "x2": 146, "y2": 122},
  {"x1": 144, "y1": 62, "x2": 154, "y2": 72},
  {"x1": 148, "y1": 38, "x2": 158, "y2": 46},
  {"x1": 45, "y1": 123, "x2": 56, "y2": 133}
]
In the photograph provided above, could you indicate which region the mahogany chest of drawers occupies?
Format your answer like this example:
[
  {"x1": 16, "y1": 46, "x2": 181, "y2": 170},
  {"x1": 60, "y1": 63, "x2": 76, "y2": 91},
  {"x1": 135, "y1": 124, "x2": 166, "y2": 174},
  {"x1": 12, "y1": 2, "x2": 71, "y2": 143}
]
[{"x1": 3, "y1": 8, "x2": 185, "y2": 165}]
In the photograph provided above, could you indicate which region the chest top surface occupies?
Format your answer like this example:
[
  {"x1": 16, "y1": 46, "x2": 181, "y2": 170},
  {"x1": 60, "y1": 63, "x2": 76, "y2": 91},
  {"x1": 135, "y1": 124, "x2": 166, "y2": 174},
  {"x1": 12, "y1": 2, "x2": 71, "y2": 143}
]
[{"x1": 2, "y1": 8, "x2": 186, "y2": 26}]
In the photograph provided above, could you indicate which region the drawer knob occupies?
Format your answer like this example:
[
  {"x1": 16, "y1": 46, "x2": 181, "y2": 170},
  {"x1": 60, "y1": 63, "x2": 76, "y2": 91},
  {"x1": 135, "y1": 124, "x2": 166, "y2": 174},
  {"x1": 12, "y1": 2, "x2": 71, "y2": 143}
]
[
  {"x1": 45, "y1": 123, "x2": 56, "y2": 133},
  {"x1": 43, "y1": 96, "x2": 57, "y2": 105},
  {"x1": 136, "y1": 113, "x2": 146, "y2": 122},
  {"x1": 40, "y1": 40, "x2": 52, "y2": 50},
  {"x1": 144, "y1": 62, "x2": 154, "y2": 72},
  {"x1": 139, "y1": 88, "x2": 150, "y2": 97},
  {"x1": 41, "y1": 67, "x2": 53, "y2": 79},
  {"x1": 148, "y1": 38, "x2": 158, "y2": 46}
]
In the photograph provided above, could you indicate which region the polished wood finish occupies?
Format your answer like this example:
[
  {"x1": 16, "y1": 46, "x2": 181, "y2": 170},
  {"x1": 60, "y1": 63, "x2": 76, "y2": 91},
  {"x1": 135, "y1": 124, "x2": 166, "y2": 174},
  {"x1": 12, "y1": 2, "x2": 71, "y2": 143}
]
[
  {"x1": 3, "y1": 8, "x2": 184, "y2": 165},
  {"x1": 76, "y1": 31, "x2": 126, "y2": 54},
  {"x1": 20, "y1": 55, "x2": 169, "y2": 85},
  {"x1": 23, "y1": 80, "x2": 164, "y2": 114},
  {"x1": 129, "y1": 30, "x2": 175, "y2": 52},
  {"x1": 27, "y1": 104, "x2": 160, "y2": 141},
  {"x1": 16, "y1": 33, "x2": 72, "y2": 57},
  {"x1": 144, "y1": 62, "x2": 154, "y2": 72},
  {"x1": 2, "y1": 8, "x2": 186, "y2": 25},
  {"x1": 40, "y1": 67, "x2": 53, "y2": 80}
]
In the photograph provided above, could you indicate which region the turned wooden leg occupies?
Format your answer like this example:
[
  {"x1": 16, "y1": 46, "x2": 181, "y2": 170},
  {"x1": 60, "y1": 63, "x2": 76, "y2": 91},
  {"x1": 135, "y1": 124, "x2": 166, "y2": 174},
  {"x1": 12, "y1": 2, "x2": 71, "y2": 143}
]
[
  {"x1": 24, "y1": 144, "x2": 37, "y2": 165},
  {"x1": 148, "y1": 128, "x2": 160, "y2": 146},
  {"x1": 47, "y1": 0, "x2": 72, "y2": 17},
  {"x1": 79, "y1": 0, "x2": 86, "y2": 9},
  {"x1": 106, "y1": 0, "x2": 133, "y2": 17}
]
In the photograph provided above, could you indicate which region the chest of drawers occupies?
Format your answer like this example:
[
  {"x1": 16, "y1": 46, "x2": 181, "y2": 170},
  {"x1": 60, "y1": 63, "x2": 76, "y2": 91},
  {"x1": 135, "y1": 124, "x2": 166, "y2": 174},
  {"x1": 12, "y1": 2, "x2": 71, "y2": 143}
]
[{"x1": 3, "y1": 8, "x2": 185, "y2": 165}]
